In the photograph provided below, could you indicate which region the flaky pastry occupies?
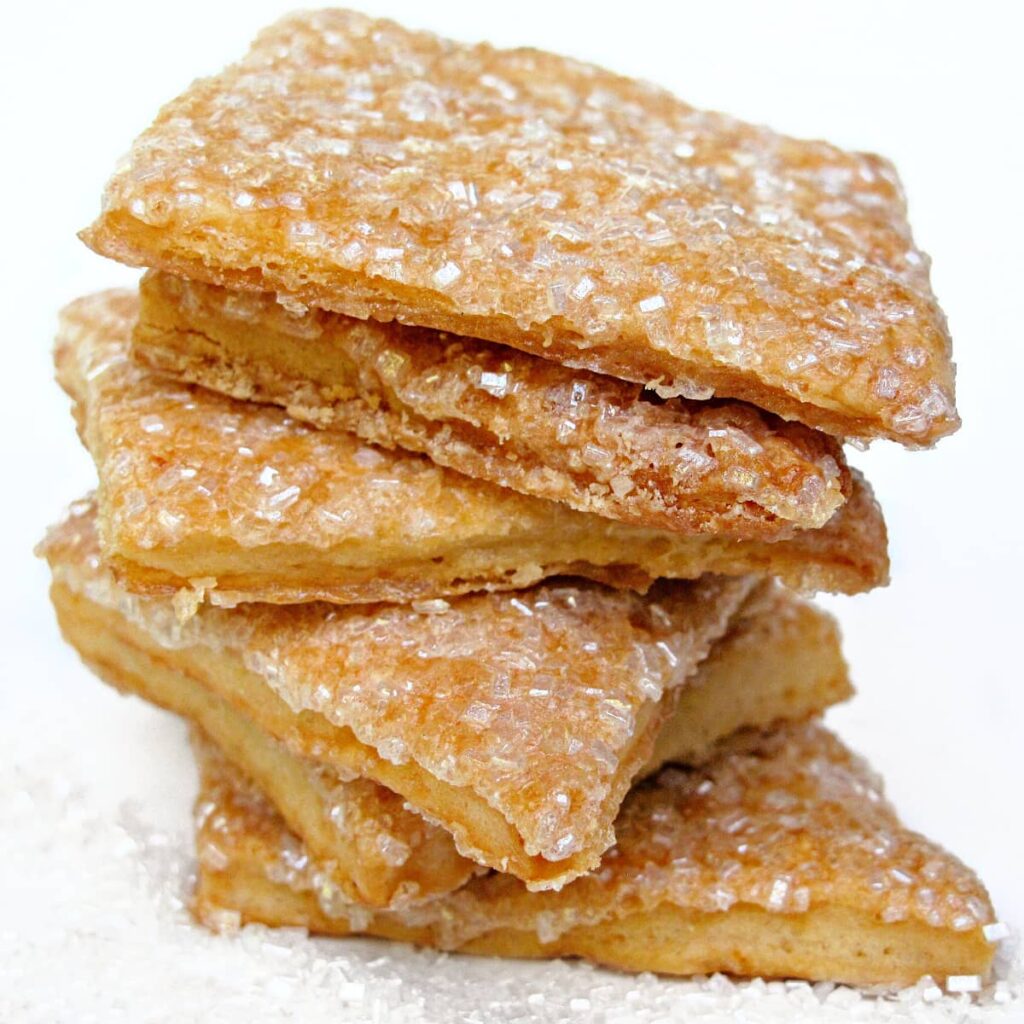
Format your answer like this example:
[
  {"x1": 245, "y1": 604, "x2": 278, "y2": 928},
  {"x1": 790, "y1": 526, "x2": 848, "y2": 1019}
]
[
  {"x1": 82, "y1": 9, "x2": 958, "y2": 446},
  {"x1": 50, "y1": 565, "x2": 851, "y2": 909},
  {"x1": 133, "y1": 271, "x2": 850, "y2": 534},
  {"x1": 192, "y1": 723, "x2": 995, "y2": 987},
  {"x1": 40, "y1": 502, "x2": 758, "y2": 888},
  {"x1": 58, "y1": 290, "x2": 888, "y2": 606}
]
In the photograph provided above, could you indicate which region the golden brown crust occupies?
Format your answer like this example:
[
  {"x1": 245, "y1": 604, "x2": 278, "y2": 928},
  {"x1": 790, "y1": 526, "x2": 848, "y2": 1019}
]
[
  {"x1": 48, "y1": 583, "x2": 477, "y2": 909},
  {"x1": 82, "y1": 10, "x2": 958, "y2": 446},
  {"x1": 49, "y1": 563, "x2": 852, "y2": 908},
  {"x1": 57, "y1": 290, "x2": 889, "y2": 604},
  {"x1": 135, "y1": 271, "x2": 850, "y2": 535},
  {"x1": 39, "y1": 502, "x2": 757, "y2": 887},
  {"x1": 191, "y1": 722, "x2": 995, "y2": 987}
]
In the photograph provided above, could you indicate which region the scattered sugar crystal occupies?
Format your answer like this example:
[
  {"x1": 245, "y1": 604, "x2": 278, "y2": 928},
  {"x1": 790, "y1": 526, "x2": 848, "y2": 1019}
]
[
  {"x1": 375, "y1": 833, "x2": 411, "y2": 867},
  {"x1": 156, "y1": 509, "x2": 184, "y2": 535},
  {"x1": 703, "y1": 316, "x2": 746, "y2": 356},
  {"x1": 637, "y1": 294, "x2": 666, "y2": 313},
  {"x1": 267, "y1": 485, "x2": 301, "y2": 508},
  {"x1": 461, "y1": 702, "x2": 496, "y2": 728},
  {"x1": 768, "y1": 877, "x2": 790, "y2": 910},
  {"x1": 339, "y1": 240, "x2": 364, "y2": 264},
  {"x1": 477, "y1": 371, "x2": 509, "y2": 397},
  {"x1": 610, "y1": 475, "x2": 634, "y2": 498},
  {"x1": 946, "y1": 975, "x2": 982, "y2": 994},
  {"x1": 570, "y1": 275, "x2": 595, "y2": 301},
  {"x1": 582, "y1": 444, "x2": 613, "y2": 469},
  {"x1": 432, "y1": 261, "x2": 462, "y2": 288}
]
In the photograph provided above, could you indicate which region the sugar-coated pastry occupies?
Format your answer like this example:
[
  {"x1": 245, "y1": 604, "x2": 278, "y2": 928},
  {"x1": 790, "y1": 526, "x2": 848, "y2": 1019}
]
[
  {"x1": 57, "y1": 291, "x2": 889, "y2": 606},
  {"x1": 191, "y1": 722, "x2": 995, "y2": 987},
  {"x1": 50, "y1": 564, "x2": 850, "y2": 909},
  {"x1": 82, "y1": 9, "x2": 958, "y2": 446},
  {"x1": 39, "y1": 502, "x2": 759, "y2": 889},
  {"x1": 133, "y1": 271, "x2": 850, "y2": 535}
]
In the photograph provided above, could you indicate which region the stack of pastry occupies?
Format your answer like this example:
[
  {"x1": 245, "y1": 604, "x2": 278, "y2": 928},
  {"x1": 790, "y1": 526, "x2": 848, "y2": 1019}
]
[{"x1": 40, "y1": 9, "x2": 1000, "y2": 990}]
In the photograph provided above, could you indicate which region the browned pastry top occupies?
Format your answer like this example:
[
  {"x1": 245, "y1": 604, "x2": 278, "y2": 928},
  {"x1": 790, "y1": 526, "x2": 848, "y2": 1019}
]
[
  {"x1": 134, "y1": 271, "x2": 852, "y2": 536},
  {"x1": 40, "y1": 503, "x2": 753, "y2": 870},
  {"x1": 197, "y1": 721, "x2": 995, "y2": 950},
  {"x1": 56, "y1": 290, "x2": 889, "y2": 598},
  {"x1": 83, "y1": 9, "x2": 957, "y2": 445}
]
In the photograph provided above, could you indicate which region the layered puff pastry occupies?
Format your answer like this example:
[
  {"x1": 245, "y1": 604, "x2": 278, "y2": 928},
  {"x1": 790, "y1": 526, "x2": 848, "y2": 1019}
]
[
  {"x1": 57, "y1": 290, "x2": 889, "y2": 608},
  {"x1": 51, "y1": 562, "x2": 851, "y2": 910},
  {"x1": 82, "y1": 9, "x2": 958, "y2": 447},
  {"x1": 41, "y1": 501, "x2": 763, "y2": 889},
  {"x1": 191, "y1": 722, "x2": 995, "y2": 987},
  {"x1": 133, "y1": 271, "x2": 850, "y2": 536}
]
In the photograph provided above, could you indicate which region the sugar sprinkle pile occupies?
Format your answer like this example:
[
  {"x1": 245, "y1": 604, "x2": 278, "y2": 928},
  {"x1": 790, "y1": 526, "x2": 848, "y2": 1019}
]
[{"x1": 2, "y1": 689, "x2": 1019, "y2": 1023}]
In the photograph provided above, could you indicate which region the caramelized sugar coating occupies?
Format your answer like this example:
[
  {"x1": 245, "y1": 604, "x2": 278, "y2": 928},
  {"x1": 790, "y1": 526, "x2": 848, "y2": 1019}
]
[
  {"x1": 135, "y1": 272, "x2": 850, "y2": 535},
  {"x1": 58, "y1": 291, "x2": 889, "y2": 603},
  {"x1": 49, "y1": 572, "x2": 477, "y2": 908},
  {"x1": 49, "y1": 564, "x2": 852, "y2": 909},
  {"x1": 39, "y1": 503, "x2": 756, "y2": 887},
  {"x1": 193, "y1": 723, "x2": 995, "y2": 986},
  {"x1": 82, "y1": 10, "x2": 958, "y2": 446}
]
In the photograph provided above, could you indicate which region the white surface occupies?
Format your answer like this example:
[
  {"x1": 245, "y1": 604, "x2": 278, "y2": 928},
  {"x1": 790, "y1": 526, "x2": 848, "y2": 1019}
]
[{"x1": 2, "y1": 1, "x2": 1022, "y2": 1020}]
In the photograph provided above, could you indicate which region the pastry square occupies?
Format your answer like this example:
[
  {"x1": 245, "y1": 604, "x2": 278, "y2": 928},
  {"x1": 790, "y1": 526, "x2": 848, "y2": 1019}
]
[
  {"x1": 82, "y1": 9, "x2": 958, "y2": 446},
  {"x1": 58, "y1": 291, "x2": 889, "y2": 605},
  {"x1": 192, "y1": 722, "x2": 996, "y2": 987},
  {"x1": 50, "y1": 560, "x2": 852, "y2": 909},
  {"x1": 40, "y1": 502, "x2": 760, "y2": 888},
  {"x1": 133, "y1": 271, "x2": 851, "y2": 535}
]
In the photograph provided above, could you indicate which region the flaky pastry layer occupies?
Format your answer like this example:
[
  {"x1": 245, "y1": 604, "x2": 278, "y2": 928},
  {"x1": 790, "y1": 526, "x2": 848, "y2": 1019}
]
[
  {"x1": 40, "y1": 502, "x2": 756, "y2": 887},
  {"x1": 192, "y1": 723, "x2": 995, "y2": 987},
  {"x1": 51, "y1": 572, "x2": 850, "y2": 908},
  {"x1": 82, "y1": 9, "x2": 958, "y2": 446},
  {"x1": 134, "y1": 271, "x2": 849, "y2": 535},
  {"x1": 58, "y1": 291, "x2": 888, "y2": 605}
]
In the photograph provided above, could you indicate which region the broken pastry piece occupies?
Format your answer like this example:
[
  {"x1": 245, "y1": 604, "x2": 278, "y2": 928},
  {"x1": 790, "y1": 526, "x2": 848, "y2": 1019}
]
[
  {"x1": 74, "y1": 610, "x2": 478, "y2": 908},
  {"x1": 82, "y1": 9, "x2": 958, "y2": 446},
  {"x1": 133, "y1": 271, "x2": 850, "y2": 535},
  {"x1": 40, "y1": 501, "x2": 762, "y2": 888},
  {"x1": 51, "y1": 557, "x2": 852, "y2": 909},
  {"x1": 58, "y1": 291, "x2": 889, "y2": 606},
  {"x1": 193, "y1": 722, "x2": 995, "y2": 987}
]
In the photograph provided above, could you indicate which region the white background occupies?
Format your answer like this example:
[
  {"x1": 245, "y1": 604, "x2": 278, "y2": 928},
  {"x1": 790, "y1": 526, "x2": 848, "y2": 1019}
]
[{"x1": 2, "y1": 1, "x2": 1022, "y2": 1018}]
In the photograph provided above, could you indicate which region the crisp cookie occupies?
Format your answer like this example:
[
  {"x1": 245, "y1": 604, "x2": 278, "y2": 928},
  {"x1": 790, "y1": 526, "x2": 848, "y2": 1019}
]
[
  {"x1": 58, "y1": 290, "x2": 889, "y2": 606},
  {"x1": 40, "y1": 502, "x2": 757, "y2": 888},
  {"x1": 191, "y1": 722, "x2": 995, "y2": 987},
  {"x1": 83, "y1": 9, "x2": 958, "y2": 445},
  {"x1": 50, "y1": 572, "x2": 850, "y2": 909},
  {"x1": 132, "y1": 271, "x2": 850, "y2": 534}
]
